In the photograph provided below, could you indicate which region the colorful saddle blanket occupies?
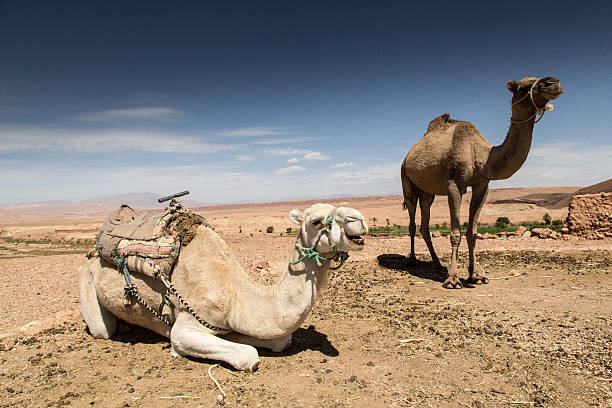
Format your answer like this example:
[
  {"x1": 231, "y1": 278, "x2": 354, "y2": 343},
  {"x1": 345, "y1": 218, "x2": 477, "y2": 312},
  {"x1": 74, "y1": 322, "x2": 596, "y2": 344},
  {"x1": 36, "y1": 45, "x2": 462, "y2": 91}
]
[{"x1": 96, "y1": 204, "x2": 206, "y2": 277}]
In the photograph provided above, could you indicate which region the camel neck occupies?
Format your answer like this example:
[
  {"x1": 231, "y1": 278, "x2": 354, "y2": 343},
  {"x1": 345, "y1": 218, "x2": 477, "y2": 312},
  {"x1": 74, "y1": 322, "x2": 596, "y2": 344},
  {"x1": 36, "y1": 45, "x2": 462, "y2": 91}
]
[
  {"x1": 229, "y1": 247, "x2": 330, "y2": 338},
  {"x1": 484, "y1": 105, "x2": 536, "y2": 180}
]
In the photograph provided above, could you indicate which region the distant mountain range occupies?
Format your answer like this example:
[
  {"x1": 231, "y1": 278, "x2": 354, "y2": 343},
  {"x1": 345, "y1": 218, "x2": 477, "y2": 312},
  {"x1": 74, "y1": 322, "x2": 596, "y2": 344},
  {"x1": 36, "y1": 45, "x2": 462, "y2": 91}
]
[
  {"x1": 1, "y1": 180, "x2": 609, "y2": 226},
  {"x1": 0, "y1": 193, "x2": 214, "y2": 211}
]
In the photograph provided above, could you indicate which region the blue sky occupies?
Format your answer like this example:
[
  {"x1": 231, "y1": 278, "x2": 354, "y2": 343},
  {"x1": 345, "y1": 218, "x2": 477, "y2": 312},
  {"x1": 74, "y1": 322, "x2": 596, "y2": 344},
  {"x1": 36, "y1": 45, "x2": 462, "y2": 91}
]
[{"x1": 1, "y1": 0, "x2": 610, "y2": 205}]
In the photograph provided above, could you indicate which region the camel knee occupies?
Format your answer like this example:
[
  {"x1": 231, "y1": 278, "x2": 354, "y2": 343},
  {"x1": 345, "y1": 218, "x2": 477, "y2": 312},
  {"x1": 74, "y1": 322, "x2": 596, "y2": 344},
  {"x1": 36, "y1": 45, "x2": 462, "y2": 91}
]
[
  {"x1": 409, "y1": 222, "x2": 416, "y2": 236},
  {"x1": 466, "y1": 229, "x2": 477, "y2": 245}
]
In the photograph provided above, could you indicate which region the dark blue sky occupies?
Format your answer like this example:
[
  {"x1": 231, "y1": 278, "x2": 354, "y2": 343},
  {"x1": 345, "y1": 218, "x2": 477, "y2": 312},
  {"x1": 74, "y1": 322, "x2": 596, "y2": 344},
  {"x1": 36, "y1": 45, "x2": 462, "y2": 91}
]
[{"x1": 1, "y1": 1, "x2": 610, "y2": 203}]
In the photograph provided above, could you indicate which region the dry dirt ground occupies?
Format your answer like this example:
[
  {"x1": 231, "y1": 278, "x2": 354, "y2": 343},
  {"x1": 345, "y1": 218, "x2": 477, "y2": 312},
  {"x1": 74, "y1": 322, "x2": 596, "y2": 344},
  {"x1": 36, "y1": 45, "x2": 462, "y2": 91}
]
[{"x1": 1, "y1": 193, "x2": 611, "y2": 408}]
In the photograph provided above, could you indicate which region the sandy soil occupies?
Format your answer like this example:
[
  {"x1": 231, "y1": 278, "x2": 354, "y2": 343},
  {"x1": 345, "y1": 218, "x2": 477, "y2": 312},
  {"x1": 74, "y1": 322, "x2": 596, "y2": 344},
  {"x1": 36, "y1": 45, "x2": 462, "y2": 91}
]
[{"x1": 1, "y1": 193, "x2": 611, "y2": 407}]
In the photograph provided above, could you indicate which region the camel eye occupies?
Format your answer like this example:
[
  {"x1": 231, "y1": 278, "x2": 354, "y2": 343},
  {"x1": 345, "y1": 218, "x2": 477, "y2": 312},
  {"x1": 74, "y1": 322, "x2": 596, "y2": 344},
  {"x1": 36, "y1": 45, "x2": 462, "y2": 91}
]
[{"x1": 312, "y1": 219, "x2": 322, "y2": 226}]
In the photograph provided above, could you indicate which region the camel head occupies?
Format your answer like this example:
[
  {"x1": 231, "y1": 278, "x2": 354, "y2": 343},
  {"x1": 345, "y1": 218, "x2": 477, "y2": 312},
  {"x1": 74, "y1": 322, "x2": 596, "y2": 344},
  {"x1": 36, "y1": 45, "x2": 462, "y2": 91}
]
[
  {"x1": 289, "y1": 203, "x2": 368, "y2": 256},
  {"x1": 507, "y1": 76, "x2": 564, "y2": 113}
]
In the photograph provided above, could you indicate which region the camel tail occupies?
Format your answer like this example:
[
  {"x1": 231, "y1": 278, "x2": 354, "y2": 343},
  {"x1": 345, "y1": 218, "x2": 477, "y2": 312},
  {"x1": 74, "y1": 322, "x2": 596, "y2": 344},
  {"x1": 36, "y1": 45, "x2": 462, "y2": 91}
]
[{"x1": 400, "y1": 158, "x2": 418, "y2": 210}]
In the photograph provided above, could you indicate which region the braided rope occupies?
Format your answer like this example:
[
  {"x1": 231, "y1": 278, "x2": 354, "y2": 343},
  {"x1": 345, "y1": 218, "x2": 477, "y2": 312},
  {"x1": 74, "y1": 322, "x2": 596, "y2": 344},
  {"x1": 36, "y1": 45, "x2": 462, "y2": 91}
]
[
  {"x1": 288, "y1": 212, "x2": 350, "y2": 270},
  {"x1": 124, "y1": 285, "x2": 172, "y2": 326},
  {"x1": 117, "y1": 253, "x2": 231, "y2": 335},
  {"x1": 158, "y1": 273, "x2": 231, "y2": 334}
]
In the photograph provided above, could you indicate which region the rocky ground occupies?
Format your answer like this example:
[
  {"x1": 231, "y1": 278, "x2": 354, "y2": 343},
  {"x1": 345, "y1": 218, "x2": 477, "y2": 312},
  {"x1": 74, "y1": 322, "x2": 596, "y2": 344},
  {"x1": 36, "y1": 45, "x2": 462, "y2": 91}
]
[
  {"x1": 1, "y1": 235, "x2": 611, "y2": 408},
  {"x1": 0, "y1": 194, "x2": 611, "y2": 407}
]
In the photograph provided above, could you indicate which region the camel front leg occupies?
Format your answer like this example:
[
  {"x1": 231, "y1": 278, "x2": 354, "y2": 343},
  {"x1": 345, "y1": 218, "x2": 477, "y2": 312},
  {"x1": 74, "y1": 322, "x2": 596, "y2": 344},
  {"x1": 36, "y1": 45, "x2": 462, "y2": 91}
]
[
  {"x1": 444, "y1": 182, "x2": 463, "y2": 289},
  {"x1": 419, "y1": 192, "x2": 442, "y2": 269},
  {"x1": 467, "y1": 183, "x2": 489, "y2": 284},
  {"x1": 222, "y1": 332, "x2": 293, "y2": 353},
  {"x1": 170, "y1": 312, "x2": 260, "y2": 372}
]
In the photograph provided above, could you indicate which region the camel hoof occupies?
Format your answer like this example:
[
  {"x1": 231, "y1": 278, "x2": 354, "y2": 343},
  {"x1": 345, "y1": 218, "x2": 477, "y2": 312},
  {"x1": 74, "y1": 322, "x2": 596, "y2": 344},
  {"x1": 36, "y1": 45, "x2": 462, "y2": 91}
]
[
  {"x1": 249, "y1": 360, "x2": 260, "y2": 372},
  {"x1": 468, "y1": 276, "x2": 489, "y2": 285},
  {"x1": 442, "y1": 278, "x2": 463, "y2": 289}
]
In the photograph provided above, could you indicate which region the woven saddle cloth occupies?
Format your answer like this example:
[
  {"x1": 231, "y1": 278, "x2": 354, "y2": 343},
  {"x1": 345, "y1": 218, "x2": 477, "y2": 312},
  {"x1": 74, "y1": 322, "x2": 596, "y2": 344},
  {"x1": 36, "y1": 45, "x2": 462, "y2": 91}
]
[{"x1": 96, "y1": 204, "x2": 206, "y2": 278}]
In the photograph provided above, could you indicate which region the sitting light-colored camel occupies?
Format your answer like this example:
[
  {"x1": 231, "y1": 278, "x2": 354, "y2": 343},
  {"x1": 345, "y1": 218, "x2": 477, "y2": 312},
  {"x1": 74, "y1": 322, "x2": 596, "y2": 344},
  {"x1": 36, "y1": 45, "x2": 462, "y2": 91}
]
[
  {"x1": 401, "y1": 76, "x2": 564, "y2": 288},
  {"x1": 79, "y1": 203, "x2": 367, "y2": 371}
]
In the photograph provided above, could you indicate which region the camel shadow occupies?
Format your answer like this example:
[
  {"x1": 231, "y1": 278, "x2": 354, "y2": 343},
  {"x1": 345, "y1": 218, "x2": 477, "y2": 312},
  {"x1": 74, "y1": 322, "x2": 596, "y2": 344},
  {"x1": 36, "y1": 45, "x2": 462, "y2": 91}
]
[
  {"x1": 376, "y1": 254, "x2": 476, "y2": 288},
  {"x1": 109, "y1": 323, "x2": 166, "y2": 345},
  {"x1": 107, "y1": 323, "x2": 337, "y2": 370},
  {"x1": 376, "y1": 253, "x2": 448, "y2": 283},
  {"x1": 260, "y1": 324, "x2": 339, "y2": 358}
]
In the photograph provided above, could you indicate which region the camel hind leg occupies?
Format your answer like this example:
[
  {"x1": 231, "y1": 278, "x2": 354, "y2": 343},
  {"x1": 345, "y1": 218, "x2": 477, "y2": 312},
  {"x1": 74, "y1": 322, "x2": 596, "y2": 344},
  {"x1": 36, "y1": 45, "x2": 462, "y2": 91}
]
[
  {"x1": 401, "y1": 169, "x2": 419, "y2": 264},
  {"x1": 78, "y1": 258, "x2": 117, "y2": 339}
]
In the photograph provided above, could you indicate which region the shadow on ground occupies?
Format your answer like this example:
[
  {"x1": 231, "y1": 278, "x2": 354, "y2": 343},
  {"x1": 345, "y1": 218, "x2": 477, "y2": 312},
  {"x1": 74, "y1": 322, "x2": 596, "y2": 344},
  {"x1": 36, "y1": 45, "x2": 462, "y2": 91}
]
[
  {"x1": 264, "y1": 324, "x2": 339, "y2": 357},
  {"x1": 376, "y1": 253, "x2": 447, "y2": 283},
  {"x1": 106, "y1": 321, "x2": 338, "y2": 370},
  {"x1": 377, "y1": 254, "x2": 485, "y2": 288}
]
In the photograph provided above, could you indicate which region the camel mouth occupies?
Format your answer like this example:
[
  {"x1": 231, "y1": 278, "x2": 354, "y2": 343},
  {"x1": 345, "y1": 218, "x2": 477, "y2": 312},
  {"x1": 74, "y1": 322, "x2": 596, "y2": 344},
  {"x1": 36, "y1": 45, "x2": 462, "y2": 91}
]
[
  {"x1": 538, "y1": 87, "x2": 563, "y2": 100},
  {"x1": 537, "y1": 81, "x2": 564, "y2": 100},
  {"x1": 347, "y1": 235, "x2": 365, "y2": 246}
]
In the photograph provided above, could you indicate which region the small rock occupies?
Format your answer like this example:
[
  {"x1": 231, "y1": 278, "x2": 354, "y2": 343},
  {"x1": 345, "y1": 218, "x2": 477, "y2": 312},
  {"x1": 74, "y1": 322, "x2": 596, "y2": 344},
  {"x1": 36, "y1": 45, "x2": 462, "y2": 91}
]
[
  {"x1": 254, "y1": 260, "x2": 269, "y2": 269},
  {"x1": 19, "y1": 320, "x2": 44, "y2": 335}
]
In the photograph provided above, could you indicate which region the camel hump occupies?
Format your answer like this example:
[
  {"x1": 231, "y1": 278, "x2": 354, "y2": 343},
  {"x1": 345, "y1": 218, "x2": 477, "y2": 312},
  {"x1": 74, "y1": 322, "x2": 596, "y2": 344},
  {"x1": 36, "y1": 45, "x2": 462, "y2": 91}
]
[{"x1": 426, "y1": 113, "x2": 457, "y2": 133}]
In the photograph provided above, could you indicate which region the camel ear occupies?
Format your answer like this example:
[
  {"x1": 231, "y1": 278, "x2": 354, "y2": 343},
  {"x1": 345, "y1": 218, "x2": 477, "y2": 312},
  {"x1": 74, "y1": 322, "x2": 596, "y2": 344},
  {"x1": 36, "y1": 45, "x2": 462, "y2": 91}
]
[
  {"x1": 506, "y1": 80, "x2": 518, "y2": 92},
  {"x1": 289, "y1": 209, "x2": 303, "y2": 225}
]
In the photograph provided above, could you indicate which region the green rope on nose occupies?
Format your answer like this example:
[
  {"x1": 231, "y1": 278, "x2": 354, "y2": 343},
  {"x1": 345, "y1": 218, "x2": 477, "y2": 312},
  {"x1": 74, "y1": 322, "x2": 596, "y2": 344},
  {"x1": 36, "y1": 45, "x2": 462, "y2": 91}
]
[{"x1": 288, "y1": 211, "x2": 349, "y2": 270}]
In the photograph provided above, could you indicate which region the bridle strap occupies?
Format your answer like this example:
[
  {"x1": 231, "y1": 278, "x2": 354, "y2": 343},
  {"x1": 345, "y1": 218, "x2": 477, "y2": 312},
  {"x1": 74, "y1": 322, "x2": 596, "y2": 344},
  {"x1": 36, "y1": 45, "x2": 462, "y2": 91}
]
[
  {"x1": 288, "y1": 210, "x2": 349, "y2": 270},
  {"x1": 510, "y1": 78, "x2": 553, "y2": 124}
]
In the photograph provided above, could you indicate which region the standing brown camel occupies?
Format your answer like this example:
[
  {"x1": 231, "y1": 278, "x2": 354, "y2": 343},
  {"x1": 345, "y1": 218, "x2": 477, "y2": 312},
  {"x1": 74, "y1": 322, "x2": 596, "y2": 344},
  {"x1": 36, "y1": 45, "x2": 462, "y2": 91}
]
[{"x1": 401, "y1": 77, "x2": 564, "y2": 288}]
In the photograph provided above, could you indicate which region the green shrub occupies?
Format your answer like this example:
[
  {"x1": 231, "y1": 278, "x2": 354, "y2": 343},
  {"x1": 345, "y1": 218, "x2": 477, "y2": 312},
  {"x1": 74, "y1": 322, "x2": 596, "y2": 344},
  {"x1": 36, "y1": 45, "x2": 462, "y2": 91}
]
[
  {"x1": 266, "y1": 226, "x2": 274, "y2": 233},
  {"x1": 495, "y1": 216, "x2": 511, "y2": 229},
  {"x1": 552, "y1": 219, "x2": 563, "y2": 226},
  {"x1": 543, "y1": 213, "x2": 552, "y2": 225}
]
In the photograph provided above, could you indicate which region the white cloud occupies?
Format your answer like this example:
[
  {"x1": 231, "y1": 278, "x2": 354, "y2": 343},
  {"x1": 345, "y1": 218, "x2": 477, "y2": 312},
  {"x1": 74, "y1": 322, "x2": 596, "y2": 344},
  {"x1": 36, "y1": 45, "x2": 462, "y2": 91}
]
[
  {"x1": 235, "y1": 155, "x2": 254, "y2": 162},
  {"x1": 74, "y1": 107, "x2": 181, "y2": 121},
  {"x1": 330, "y1": 161, "x2": 357, "y2": 168},
  {"x1": 0, "y1": 126, "x2": 236, "y2": 154},
  {"x1": 490, "y1": 142, "x2": 612, "y2": 188},
  {"x1": 253, "y1": 136, "x2": 323, "y2": 145},
  {"x1": 218, "y1": 127, "x2": 293, "y2": 138},
  {"x1": 330, "y1": 162, "x2": 399, "y2": 185},
  {"x1": 260, "y1": 148, "x2": 309, "y2": 156},
  {"x1": 273, "y1": 165, "x2": 307, "y2": 175},
  {"x1": 303, "y1": 151, "x2": 330, "y2": 161},
  {"x1": 287, "y1": 157, "x2": 299, "y2": 164},
  {"x1": 3, "y1": 137, "x2": 609, "y2": 206}
]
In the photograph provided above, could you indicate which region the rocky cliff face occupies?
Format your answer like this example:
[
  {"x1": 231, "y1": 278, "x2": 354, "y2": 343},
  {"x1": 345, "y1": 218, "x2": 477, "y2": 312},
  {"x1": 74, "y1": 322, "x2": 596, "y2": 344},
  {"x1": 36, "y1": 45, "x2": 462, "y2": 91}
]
[{"x1": 566, "y1": 193, "x2": 612, "y2": 239}]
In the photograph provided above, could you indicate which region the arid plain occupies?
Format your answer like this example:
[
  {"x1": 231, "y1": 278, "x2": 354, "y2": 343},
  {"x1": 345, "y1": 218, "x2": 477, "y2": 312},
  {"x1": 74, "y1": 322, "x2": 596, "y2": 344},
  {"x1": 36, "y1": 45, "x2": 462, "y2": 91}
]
[{"x1": 0, "y1": 187, "x2": 610, "y2": 407}]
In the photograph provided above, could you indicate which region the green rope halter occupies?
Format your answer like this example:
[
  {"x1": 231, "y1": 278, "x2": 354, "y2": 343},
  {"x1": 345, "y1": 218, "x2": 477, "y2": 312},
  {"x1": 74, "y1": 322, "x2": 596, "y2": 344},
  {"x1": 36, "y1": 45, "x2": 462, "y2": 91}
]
[{"x1": 288, "y1": 213, "x2": 350, "y2": 270}]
